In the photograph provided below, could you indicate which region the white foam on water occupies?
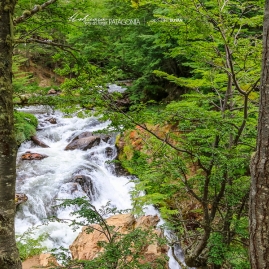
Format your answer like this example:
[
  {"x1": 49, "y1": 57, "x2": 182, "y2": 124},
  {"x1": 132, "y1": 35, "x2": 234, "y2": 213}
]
[
  {"x1": 15, "y1": 107, "x2": 184, "y2": 268},
  {"x1": 15, "y1": 109, "x2": 134, "y2": 250}
]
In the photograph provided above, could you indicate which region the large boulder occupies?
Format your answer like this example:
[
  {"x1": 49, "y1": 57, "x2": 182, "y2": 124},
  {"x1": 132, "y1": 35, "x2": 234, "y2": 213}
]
[
  {"x1": 70, "y1": 214, "x2": 168, "y2": 267},
  {"x1": 72, "y1": 175, "x2": 99, "y2": 200},
  {"x1": 22, "y1": 254, "x2": 59, "y2": 269},
  {"x1": 65, "y1": 136, "x2": 101, "y2": 151},
  {"x1": 73, "y1": 131, "x2": 93, "y2": 140},
  {"x1": 21, "y1": 151, "x2": 48, "y2": 160},
  {"x1": 65, "y1": 132, "x2": 111, "y2": 151},
  {"x1": 66, "y1": 131, "x2": 93, "y2": 143}
]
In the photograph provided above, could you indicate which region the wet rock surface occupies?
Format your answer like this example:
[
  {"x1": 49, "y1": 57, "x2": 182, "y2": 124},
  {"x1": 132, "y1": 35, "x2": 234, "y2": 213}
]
[
  {"x1": 21, "y1": 151, "x2": 48, "y2": 160},
  {"x1": 72, "y1": 174, "x2": 99, "y2": 200},
  {"x1": 113, "y1": 160, "x2": 130, "y2": 177},
  {"x1": 105, "y1": 146, "x2": 114, "y2": 158},
  {"x1": 45, "y1": 117, "x2": 57, "y2": 124},
  {"x1": 65, "y1": 131, "x2": 111, "y2": 151},
  {"x1": 65, "y1": 136, "x2": 101, "y2": 151},
  {"x1": 15, "y1": 193, "x2": 28, "y2": 207},
  {"x1": 31, "y1": 135, "x2": 50, "y2": 148}
]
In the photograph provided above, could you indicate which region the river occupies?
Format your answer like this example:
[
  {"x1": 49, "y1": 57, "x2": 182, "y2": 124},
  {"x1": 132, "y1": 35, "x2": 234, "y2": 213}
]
[{"x1": 15, "y1": 106, "x2": 182, "y2": 268}]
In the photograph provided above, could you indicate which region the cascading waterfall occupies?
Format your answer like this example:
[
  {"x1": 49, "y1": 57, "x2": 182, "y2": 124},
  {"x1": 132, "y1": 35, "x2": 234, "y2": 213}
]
[{"x1": 15, "y1": 106, "x2": 183, "y2": 268}]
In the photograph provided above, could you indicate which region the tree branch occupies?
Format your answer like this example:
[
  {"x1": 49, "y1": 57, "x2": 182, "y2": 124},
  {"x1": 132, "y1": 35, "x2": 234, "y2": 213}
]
[
  {"x1": 171, "y1": 245, "x2": 188, "y2": 269},
  {"x1": 15, "y1": 38, "x2": 79, "y2": 61},
  {"x1": 16, "y1": 38, "x2": 78, "y2": 51},
  {"x1": 14, "y1": 0, "x2": 58, "y2": 25}
]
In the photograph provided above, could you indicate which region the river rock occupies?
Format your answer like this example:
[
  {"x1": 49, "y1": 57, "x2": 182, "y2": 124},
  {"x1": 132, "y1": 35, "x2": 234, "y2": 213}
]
[
  {"x1": 66, "y1": 131, "x2": 93, "y2": 142},
  {"x1": 114, "y1": 160, "x2": 130, "y2": 177},
  {"x1": 69, "y1": 214, "x2": 168, "y2": 267},
  {"x1": 15, "y1": 193, "x2": 28, "y2": 207},
  {"x1": 105, "y1": 146, "x2": 114, "y2": 158},
  {"x1": 47, "y1": 88, "x2": 57, "y2": 94},
  {"x1": 72, "y1": 175, "x2": 99, "y2": 199},
  {"x1": 45, "y1": 117, "x2": 57, "y2": 124},
  {"x1": 31, "y1": 135, "x2": 50, "y2": 148},
  {"x1": 65, "y1": 136, "x2": 101, "y2": 151},
  {"x1": 73, "y1": 131, "x2": 93, "y2": 140},
  {"x1": 21, "y1": 151, "x2": 48, "y2": 160}
]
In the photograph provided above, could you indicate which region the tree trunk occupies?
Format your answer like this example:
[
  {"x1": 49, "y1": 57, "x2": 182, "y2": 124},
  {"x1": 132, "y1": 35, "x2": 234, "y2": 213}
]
[
  {"x1": 0, "y1": 1, "x2": 22, "y2": 268},
  {"x1": 249, "y1": 1, "x2": 269, "y2": 268}
]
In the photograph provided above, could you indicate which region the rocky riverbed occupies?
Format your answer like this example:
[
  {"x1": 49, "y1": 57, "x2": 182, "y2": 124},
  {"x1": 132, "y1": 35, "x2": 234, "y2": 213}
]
[{"x1": 16, "y1": 106, "x2": 181, "y2": 268}]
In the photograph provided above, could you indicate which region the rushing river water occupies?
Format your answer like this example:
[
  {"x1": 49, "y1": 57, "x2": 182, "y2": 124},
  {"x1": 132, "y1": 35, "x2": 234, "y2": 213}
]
[{"x1": 15, "y1": 106, "x2": 182, "y2": 268}]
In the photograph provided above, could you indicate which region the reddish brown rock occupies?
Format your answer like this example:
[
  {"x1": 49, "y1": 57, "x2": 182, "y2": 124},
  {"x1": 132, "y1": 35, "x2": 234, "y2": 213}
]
[
  {"x1": 70, "y1": 214, "x2": 168, "y2": 267},
  {"x1": 21, "y1": 151, "x2": 48, "y2": 160},
  {"x1": 15, "y1": 193, "x2": 28, "y2": 207}
]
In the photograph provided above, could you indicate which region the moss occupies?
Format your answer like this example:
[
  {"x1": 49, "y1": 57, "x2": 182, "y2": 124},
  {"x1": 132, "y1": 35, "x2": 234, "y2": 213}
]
[
  {"x1": 115, "y1": 134, "x2": 121, "y2": 147},
  {"x1": 116, "y1": 131, "x2": 134, "y2": 161},
  {"x1": 5, "y1": 34, "x2": 12, "y2": 46},
  {"x1": 22, "y1": 10, "x2": 31, "y2": 16},
  {"x1": 14, "y1": 111, "x2": 38, "y2": 145},
  {"x1": 123, "y1": 145, "x2": 134, "y2": 160},
  {"x1": 115, "y1": 131, "x2": 137, "y2": 174},
  {"x1": 4, "y1": 5, "x2": 11, "y2": 11}
]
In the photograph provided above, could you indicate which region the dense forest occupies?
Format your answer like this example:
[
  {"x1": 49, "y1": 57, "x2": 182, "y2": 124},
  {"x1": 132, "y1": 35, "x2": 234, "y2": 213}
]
[{"x1": 0, "y1": 0, "x2": 269, "y2": 268}]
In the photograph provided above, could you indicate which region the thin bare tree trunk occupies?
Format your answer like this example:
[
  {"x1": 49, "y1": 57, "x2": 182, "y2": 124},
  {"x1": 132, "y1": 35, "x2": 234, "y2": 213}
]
[
  {"x1": 0, "y1": 1, "x2": 22, "y2": 268},
  {"x1": 250, "y1": 1, "x2": 269, "y2": 268}
]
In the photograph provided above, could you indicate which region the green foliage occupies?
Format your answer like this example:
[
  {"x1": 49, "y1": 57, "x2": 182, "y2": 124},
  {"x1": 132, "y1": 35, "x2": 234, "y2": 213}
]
[
  {"x1": 53, "y1": 0, "x2": 186, "y2": 103},
  {"x1": 95, "y1": 1, "x2": 262, "y2": 267},
  {"x1": 208, "y1": 233, "x2": 227, "y2": 266},
  {"x1": 151, "y1": 0, "x2": 263, "y2": 94},
  {"x1": 10, "y1": 0, "x2": 264, "y2": 267},
  {"x1": 16, "y1": 227, "x2": 48, "y2": 261},
  {"x1": 112, "y1": 88, "x2": 256, "y2": 267},
  {"x1": 14, "y1": 111, "x2": 38, "y2": 145}
]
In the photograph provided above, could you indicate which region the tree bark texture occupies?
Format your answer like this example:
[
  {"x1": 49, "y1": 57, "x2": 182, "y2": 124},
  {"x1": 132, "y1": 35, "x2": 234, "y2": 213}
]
[
  {"x1": 250, "y1": 1, "x2": 269, "y2": 268},
  {"x1": 0, "y1": 1, "x2": 22, "y2": 268}
]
